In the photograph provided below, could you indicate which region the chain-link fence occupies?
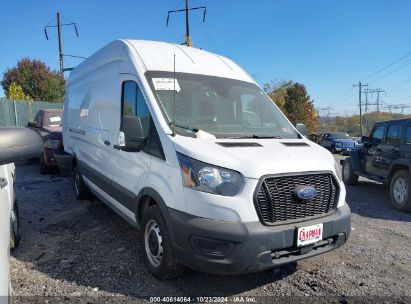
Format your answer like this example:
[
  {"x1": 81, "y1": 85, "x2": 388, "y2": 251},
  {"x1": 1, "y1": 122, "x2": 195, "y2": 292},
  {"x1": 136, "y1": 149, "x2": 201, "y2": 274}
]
[{"x1": 0, "y1": 99, "x2": 64, "y2": 127}]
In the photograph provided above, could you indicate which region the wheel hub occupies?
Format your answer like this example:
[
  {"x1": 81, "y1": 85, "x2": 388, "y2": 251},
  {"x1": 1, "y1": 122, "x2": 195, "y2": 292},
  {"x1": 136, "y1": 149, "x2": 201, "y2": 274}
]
[
  {"x1": 393, "y1": 177, "x2": 407, "y2": 204},
  {"x1": 144, "y1": 219, "x2": 163, "y2": 267}
]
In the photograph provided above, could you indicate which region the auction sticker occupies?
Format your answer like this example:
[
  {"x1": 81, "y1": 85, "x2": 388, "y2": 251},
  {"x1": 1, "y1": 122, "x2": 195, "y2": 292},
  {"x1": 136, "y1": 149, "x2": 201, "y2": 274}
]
[
  {"x1": 296, "y1": 223, "x2": 323, "y2": 247},
  {"x1": 152, "y1": 78, "x2": 181, "y2": 92}
]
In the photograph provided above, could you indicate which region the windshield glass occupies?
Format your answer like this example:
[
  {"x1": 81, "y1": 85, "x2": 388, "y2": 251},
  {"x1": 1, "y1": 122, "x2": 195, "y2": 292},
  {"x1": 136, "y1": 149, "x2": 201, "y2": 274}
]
[
  {"x1": 331, "y1": 133, "x2": 351, "y2": 140},
  {"x1": 146, "y1": 72, "x2": 298, "y2": 139}
]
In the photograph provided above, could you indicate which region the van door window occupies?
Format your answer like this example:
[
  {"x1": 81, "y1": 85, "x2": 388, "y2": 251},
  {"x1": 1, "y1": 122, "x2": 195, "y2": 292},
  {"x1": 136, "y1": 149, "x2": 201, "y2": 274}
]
[
  {"x1": 385, "y1": 124, "x2": 400, "y2": 147},
  {"x1": 121, "y1": 81, "x2": 152, "y2": 137},
  {"x1": 122, "y1": 81, "x2": 137, "y2": 116},
  {"x1": 121, "y1": 80, "x2": 164, "y2": 159}
]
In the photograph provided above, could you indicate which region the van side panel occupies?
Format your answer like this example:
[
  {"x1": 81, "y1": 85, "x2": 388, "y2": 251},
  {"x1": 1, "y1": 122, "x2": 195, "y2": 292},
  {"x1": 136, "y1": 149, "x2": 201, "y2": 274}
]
[{"x1": 64, "y1": 61, "x2": 120, "y2": 180}]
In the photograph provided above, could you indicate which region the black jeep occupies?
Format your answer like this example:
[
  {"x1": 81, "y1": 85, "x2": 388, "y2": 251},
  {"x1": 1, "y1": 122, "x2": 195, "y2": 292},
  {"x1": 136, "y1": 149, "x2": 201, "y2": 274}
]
[{"x1": 342, "y1": 118, "x2": 411, "y2": 212}]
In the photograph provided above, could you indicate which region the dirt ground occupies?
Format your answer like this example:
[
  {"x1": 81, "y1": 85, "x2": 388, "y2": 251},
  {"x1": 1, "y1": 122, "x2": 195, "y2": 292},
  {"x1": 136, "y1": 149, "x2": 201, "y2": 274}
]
[{"x1": 9, "y1": 159, "x2": 411, "y2": 303}]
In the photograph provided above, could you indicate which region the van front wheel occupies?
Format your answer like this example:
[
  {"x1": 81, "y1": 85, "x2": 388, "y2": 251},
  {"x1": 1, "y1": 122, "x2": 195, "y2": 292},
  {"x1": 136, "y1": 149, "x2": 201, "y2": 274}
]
[{"x1": 141, "y1": 206, "x2": 184, "y2": 280}]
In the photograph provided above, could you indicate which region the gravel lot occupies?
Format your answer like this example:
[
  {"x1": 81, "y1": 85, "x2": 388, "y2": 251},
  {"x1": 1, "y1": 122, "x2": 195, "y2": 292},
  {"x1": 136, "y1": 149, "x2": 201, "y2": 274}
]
[{"x1": 9, "y1": 157, "x2": 411, "y2": 303}]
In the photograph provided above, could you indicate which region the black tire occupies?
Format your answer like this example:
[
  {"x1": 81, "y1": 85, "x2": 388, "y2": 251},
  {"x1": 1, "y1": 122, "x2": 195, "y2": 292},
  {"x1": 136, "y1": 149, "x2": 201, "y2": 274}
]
[
  {"x1": 331, "y1": 145, "x2": 337, "y2": 154},
  {"x1": 39, "y1": 153, "x2": 49, "y2": 175},
  {"x1": 74, "y1": 165, "x2": 91, "y2": 200},
  {"x1": 10, "y1": 200, "x2": 21, "y2": 250},
  {"x1": 390, "y1": 170, "x2": 411, "y2": 212},
  {"x1": 342, "y1": 157, "x2": 359, "y2": 185},
  {"x1": 141, "y1": 205, "x2": 184, "y2": 280}
]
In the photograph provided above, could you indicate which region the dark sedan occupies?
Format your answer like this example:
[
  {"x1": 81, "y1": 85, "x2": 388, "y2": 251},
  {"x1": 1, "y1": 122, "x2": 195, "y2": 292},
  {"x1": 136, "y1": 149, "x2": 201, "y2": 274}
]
[{"x1": 28, "y1": 109, "x2": 64, "y2": 174}]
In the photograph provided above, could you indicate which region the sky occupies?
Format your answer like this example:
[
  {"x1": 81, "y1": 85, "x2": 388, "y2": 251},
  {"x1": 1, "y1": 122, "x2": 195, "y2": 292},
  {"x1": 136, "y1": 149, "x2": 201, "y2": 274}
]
[{"x1": 1, "y1": 0, "x2": 411, "y2": 116}]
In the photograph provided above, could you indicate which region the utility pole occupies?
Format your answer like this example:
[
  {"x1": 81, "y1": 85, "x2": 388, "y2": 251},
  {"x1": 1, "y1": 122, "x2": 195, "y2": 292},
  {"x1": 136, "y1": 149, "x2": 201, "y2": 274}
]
[
  {"x1": 185, "y1": 0, "x2": 191, "y2": 47},
  {"x1": 57, "y1": 12, "x2": 63, "y2": 74},
  {"x1": 44, "y1": 13, "x2": 83, "y2": 74},
  {"x1": 166, "y1": 1, "x2": 207, "y2": 47},
  {"x1": 353, "y1": 81, "x2": 368, "y2": 137}
]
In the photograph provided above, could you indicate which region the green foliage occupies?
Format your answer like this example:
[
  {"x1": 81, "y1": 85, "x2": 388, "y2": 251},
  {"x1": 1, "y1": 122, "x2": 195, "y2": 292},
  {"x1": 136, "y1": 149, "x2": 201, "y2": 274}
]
[
  {"x1": 1, "y1": 58, "x2": 65, "y2": 102},
  {"x1": 264, "y1": 81, "x2": 318, "y2": 134},
  {"x1": 6, "y1": 82, "x2": 32, "y2": 101}
]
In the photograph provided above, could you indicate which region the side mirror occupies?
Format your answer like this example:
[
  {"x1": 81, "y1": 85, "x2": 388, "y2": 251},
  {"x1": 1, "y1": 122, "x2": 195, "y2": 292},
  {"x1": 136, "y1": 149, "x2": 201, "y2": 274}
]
[
  {"x1": 0, "y1": 127, "x2": 43, "y2": 165},
  {"x1": 28, "y1": 121, "x2": 38, "y2": 128},
  {"x1": 361, "y1": 136, "x2": 369, "y2": 144},
  {"x1": 121, "y1": 116, "x2": 146, "y2": 151},
  {"x1": 296, "y1": 123, "x2": 307, "y2": 137}
]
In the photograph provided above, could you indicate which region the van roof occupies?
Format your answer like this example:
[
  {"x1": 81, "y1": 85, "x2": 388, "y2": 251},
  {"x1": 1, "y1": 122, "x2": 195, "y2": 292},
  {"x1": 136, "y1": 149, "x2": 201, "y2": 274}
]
[{"x1": 69, "y1": 39, "x2": 255, "y2": 84}]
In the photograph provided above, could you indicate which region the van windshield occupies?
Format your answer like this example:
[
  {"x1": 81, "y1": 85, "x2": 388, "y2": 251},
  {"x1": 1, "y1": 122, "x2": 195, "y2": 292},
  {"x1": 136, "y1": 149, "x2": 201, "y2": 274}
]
[{"x1": 146, "y1": 71, "x2": 298, "y2": 139}]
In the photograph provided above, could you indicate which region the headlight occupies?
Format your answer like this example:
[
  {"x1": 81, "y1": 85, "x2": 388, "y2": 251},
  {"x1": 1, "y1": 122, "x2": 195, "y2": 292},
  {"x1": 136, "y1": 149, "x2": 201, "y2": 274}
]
[
  {"x1": 177, "y1": 152, "x2": 243, "y2": 196},
  {"x1": 334, "y1": 160, "x2": 342, "y2": 181},
  {"x1": 44, "y1": 139, "x2": 60, "y2": 149}
]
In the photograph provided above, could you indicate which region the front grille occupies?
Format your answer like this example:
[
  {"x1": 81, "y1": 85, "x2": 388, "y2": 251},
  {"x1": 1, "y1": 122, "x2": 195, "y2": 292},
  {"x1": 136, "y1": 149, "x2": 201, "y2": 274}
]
[{"x1": 255, "y1": 173, "x2": 339, "y2": 225}]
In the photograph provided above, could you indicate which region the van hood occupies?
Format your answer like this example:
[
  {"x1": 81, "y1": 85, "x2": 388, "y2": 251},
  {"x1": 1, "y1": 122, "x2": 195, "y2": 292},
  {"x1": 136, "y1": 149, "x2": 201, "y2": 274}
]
[{"x1": 172, "y1": 136, "x2": 336, "y2": 179}]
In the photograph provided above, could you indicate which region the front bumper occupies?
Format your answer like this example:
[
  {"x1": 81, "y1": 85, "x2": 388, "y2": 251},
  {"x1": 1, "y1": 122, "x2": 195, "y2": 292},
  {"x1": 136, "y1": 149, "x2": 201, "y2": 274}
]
[{"x1": 167, "y1": 204, "x2": 351, "y2": 275}]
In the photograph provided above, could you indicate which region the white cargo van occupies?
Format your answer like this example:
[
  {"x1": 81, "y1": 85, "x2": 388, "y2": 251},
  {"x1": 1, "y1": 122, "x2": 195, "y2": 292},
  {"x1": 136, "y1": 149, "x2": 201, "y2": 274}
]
[{"x1": 62, "y1": 40, "x2": 350, "y2": 279}]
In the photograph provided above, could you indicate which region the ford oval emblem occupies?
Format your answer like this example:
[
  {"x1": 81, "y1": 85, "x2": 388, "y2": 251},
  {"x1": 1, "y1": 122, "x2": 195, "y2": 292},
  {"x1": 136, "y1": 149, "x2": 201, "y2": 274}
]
[{"x1": 294, "y1": 185, "x2": 317, "y2": 201}]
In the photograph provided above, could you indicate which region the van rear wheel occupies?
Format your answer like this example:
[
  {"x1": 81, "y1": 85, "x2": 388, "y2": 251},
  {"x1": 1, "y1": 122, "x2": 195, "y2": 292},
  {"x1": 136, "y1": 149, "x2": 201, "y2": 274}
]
[
  {"x1": 141, "y1": 205, "x2": 184, "y2": 280},
  {"x1": 390, "y1": 170, "x2": 411, "y2": 212},
  {"x1": 74, "y1": 165, "x2": 91, "y2": 200}
]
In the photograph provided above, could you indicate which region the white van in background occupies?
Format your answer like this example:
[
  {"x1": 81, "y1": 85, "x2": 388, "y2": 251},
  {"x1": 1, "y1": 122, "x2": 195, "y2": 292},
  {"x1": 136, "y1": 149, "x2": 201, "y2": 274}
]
[{"x1": 62, "y1": 40, "x2": 351, "y2": 279}]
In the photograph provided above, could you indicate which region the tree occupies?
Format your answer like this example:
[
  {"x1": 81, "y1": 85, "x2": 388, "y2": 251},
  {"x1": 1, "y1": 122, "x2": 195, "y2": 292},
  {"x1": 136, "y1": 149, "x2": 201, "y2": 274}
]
[
  {"x1": 5, "y1": 82, "x2": 32, "y2": 101},
  {"x1": 1, "y1": 58, "x2": 65, "y2": 102},
  {"x1": 265, "y1": 81, "x2": 318, "y2": 134}
]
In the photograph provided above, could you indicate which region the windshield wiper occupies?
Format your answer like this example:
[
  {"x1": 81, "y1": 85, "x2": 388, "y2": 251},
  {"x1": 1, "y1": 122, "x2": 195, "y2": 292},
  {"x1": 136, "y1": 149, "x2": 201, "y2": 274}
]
[
  {"x1": 224, "y1": 135, "x2": 282, "y2": 139},
  {"x1": 169, "y1": 122, "x2": 199, "y2": 133}
]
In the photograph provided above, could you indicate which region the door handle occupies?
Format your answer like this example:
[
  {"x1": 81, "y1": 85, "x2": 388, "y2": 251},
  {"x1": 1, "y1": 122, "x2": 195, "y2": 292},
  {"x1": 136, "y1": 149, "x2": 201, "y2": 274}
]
[
  {"x1": 104, "y1": 140, "x2": 111, "y2": 146},
  {"x1": 0, "y1": 178, "x2": 7, "y2": 189}
]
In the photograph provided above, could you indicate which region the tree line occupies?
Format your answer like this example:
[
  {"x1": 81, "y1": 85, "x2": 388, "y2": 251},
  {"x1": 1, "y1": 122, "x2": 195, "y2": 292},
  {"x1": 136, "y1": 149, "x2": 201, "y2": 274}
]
[{"x1": 319, "y1": 111, "x2": 411, "y2": 136}]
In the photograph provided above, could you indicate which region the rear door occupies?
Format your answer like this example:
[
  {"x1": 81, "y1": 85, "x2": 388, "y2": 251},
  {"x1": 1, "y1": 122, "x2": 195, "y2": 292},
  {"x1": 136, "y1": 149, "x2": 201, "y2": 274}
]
[
  {"x1": 379, "y1": 122, "x2": 401, "y2": 177},
  {"x1": 364, "y1": 124, "x2": 386, "y2": 176}
]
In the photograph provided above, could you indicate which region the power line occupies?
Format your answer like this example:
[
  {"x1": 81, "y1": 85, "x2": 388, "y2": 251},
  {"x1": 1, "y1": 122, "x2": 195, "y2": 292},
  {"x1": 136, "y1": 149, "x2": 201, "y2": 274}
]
[
  {"x1": 361, "y1": 51, "x2": 411, "y2": 82},
  {"x1": 330, "y1": 53, "x2": 411, "y2": 114},
  {"x1": 385, "y1": 104, "x2": 411, "y2": 114},
  {"x1": 366, "y1": 59, "x2": 411, "y2": 85}
]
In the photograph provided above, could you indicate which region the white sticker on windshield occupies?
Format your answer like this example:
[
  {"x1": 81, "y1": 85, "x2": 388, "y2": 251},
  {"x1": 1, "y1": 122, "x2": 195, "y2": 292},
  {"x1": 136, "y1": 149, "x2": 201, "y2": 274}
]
[
  {"x1": 49, "y1": 116, "x2": 61, "y2": 122},
  {"x1": 152, "y1": 78, "x2": 181, "y2": 92}
]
